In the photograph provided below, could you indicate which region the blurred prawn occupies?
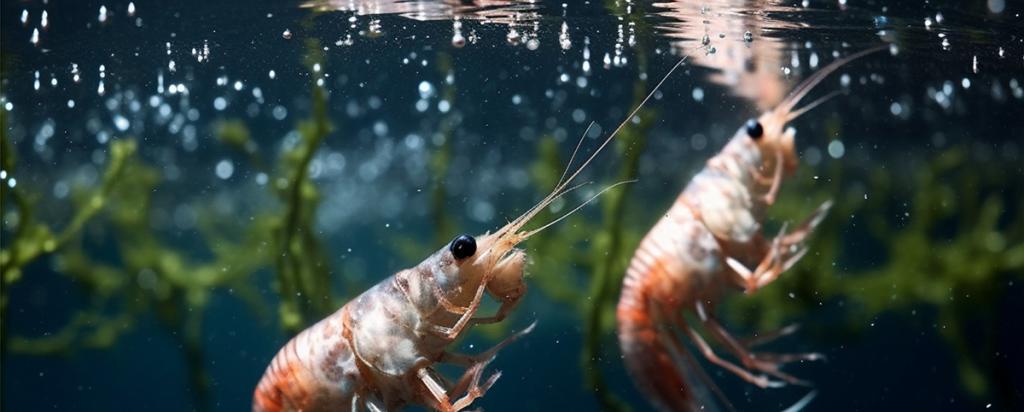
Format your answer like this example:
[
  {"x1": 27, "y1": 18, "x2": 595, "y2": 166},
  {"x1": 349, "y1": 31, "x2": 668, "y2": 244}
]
[{"x1": 617, "y1": 46, "x2": 886, "y2": 412}]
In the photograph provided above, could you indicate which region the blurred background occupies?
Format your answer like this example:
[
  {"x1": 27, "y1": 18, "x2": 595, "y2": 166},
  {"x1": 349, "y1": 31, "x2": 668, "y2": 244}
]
[{"x1": 2, "y1": 0, "x2": 1022, "y2": 410}]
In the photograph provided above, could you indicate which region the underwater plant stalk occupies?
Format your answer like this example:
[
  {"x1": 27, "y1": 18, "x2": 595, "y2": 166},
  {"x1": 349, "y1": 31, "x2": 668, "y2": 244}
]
[
  {"x1": 0, "y1": 125, "x2": 135, "y2": 361},
  {"x1": 581, "y1": 80, "x2": 656, "y2": 412},
  {"x1": 273, "y1": 38, "x2": 337, "y2": 333}
]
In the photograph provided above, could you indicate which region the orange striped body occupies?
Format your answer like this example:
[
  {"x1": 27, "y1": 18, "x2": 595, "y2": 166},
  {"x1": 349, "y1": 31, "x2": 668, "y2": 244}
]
[
  {"x1": 253, "y1": 307, "x2": 361, "y2": 412},
  {"x1": 618, "y1": 196, "x2": 729, "y2": 412},
  {"x1": 618, "y1": 128, "x2": 777, "y2": 412},
  {"x1": 253, "y1": 271, "x2": 448, "y2": 412},
  {"x1": 620, "y1": 46, "x2": 881, "y2": 412}
]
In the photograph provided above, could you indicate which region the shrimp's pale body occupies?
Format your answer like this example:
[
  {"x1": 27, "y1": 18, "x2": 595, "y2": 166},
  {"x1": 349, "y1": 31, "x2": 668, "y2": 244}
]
[
  {"x1": 252, "y1": 230, "x2": 535, "y2": 412},
  {"x1": 617, "y1": 47, "x2": 884, "y2": 412},
  {"x1": 253, "y1": 53, "x2": 696, "y2": 412}
]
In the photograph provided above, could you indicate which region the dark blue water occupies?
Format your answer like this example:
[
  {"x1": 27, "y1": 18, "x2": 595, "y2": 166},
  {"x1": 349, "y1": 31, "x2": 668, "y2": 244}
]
[{"x1": 3, "y1": 0, "x2": 1023, "y2": 411}]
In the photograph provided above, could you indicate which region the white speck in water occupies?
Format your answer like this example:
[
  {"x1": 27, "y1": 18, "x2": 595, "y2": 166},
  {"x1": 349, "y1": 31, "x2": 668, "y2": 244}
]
[
  {"x1": 506, "y1": 28, "x2": 521, "y2": 45},
  {"x1": 214, "y1": 97, "x2": 227, "y2": 111},
  {"x1": 962, "y1": 78, "x2": 971, "y2": 89},
  {"x1": 941, "y1": 38, "x2": 951, "y2": 51},
  {"x1": 417, "y1": 81, "x2": 433, "y2": 98},
  {"x1": 0, "y1": 170, "x2": 6, "y2": 179},
  {"x1": 40, "y1": 10, "x2": 48, "y2": 29},
  {"x1": 438, "y1": 100, "x2": 450, "y2": 113},
  {"x1": 168, "y1": 59, "x2": 176, "y2": 72},
  {"x1": 215, "y1": 160, "x2": 234, "y2": 179},
  {"x1": 972, "y1": 55, "x2": 979, "y2": 74},
  {"x1": 890, "y1": 101, "x2": 903, "y2": 116},
  {"x1": 373, "y1": 121, "x2": 388, "y2": 137},
  {"x1": 7, "y1": 178, "x2": 17, "y2": 188},
  {"x1": 33, "y1": 71, "x2": 40, "y2": 91},
  {"x1": 282, "y1": 29, "x2": 292, "y2": 40},
  {"x1": 840, "y1": 73, "x2": 851, "y2": 87},
  {"x1": 30, "y1": 28, "x2": 39, "y2": 46},
  {"x1": 98, "y1": 5, "x2": 108, "y2": 23},
  {"x1": 692, "y1": 87, "x2": 704, "y2": 102},
  {"x1": 313, "y1": 63, "x2": 321, "y2": 73},
  {"x1": 272, "y1": 106, "x2": 287, "y2": 120},
  {"x1": 4, "y1": 102, "x2": 13, "y2": 111},
  {"x1": 268, "y1": 70, "x2": 276, "y2": 79},
  {"x1": 255, "y1": 173, "x2": 268, "y2": 185},
  {"x1": 828, "y1": 140, "x2": 845, "y2": 159},
  {"x1": 988, "y1": 0, "x2": 1006, "y2": 13},
  {"x1": 451, "y1": 33, "x2": 465, "y2": 48},
  {"x1": 809, "y1": 53, "x2": 820, "y2": 68},
  {"x1": 572, "y1": 108, "x2": 586, "y2": 123},
  {"x1": 114, "y1": 115, "x2": 130, "y2": 131},
  {"x1": 128, "y1": 2, "x2": 136, "y2": 16},
  {"x1": 471, "y1": 201, "x2": 495, "y2": 222},
  {"x1": 935, "y1": 12, "x2": 944, "y2": 24},
  {"x1": 53, "y1": 181, "x2": 69, "y2": 199},
  {"x1": 690, "y1": 133, "x2": 707, "y2": 151},
  {"x1": 233, "y1": 80, "x2": 243, "y2": 91},
  {"x1": 67, "y1": 99, "x2": 75, "y2": 108},
  {"x1": 526, "y1": 38, "x2": 540, "y2": 50},
  {"x1": 743, "y1": 31, "x2": 753, "y2": 42},
  {"x1": 97, "y1": 80, "x2": 105, "y2": 95},
  {"x1": 782, "y1": 66, "x2": 792, "y2": 76},
  {"x1": 20, "y1": 10, "x2": 28, "y2": 25},
  {"x1": 559, "y1": 22, "x2": 572, "y2": 50}
]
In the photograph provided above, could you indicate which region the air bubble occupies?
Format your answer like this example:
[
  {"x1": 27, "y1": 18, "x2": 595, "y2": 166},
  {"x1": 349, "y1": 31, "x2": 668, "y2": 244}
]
[
  {"x1": 827, "y1": 140, "x2": 845, "y2": 159},
  {"x1": 215, "y1": 160, "x2": 234, "y2": 180}
]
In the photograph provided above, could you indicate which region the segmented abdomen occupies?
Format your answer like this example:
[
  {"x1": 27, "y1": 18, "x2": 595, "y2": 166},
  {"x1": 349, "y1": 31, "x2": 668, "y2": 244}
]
[
  {"x1": 618, "y1": 280, "x2": 696, "y2": 412},
  {"x1": 253, "y1": 308, "x2": 359, "y2": 412},
  {"x1": 617, "y1": 198, "x2": 723, "y2": 412}
]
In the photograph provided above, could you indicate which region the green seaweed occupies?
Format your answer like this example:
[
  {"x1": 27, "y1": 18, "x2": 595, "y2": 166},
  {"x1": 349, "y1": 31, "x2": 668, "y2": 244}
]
[
  {"x1": 1, "y1": 35, "x2": 342, "y2": 410},
  {"x1": 728, "y1": 147, "x2": 1023, "y2": 407},
  {"x1": 272, "y1": 81, "x2": 336, "y2": 333},
  {"x1": 577, "y1": 2, "x2": 658, "y2": 410}
]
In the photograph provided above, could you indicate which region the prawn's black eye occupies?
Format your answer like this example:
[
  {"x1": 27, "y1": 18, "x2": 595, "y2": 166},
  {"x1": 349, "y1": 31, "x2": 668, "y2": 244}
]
[
  {"x1": 745, "y1": 119, "x2": 764, "y2": 140},
  {"x1": 449, "y1": 234, "x2": 476, "y2": 260}
]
